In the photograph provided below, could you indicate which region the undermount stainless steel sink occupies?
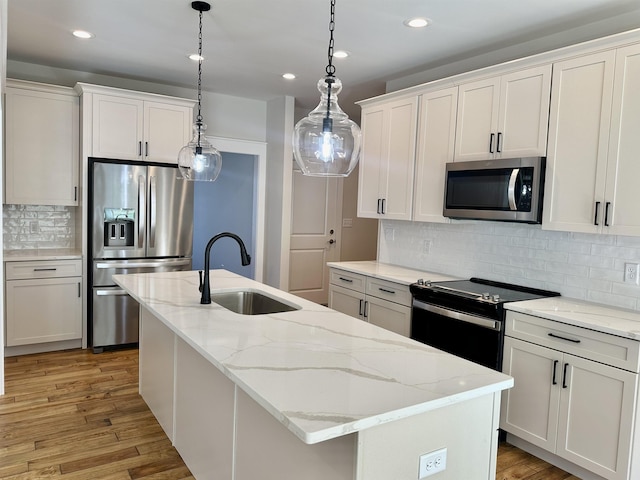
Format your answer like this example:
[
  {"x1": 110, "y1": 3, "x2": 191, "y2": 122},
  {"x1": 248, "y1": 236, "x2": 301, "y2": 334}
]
[{"x1": 210, "y1": 290, "x2": 301, "y2": 315}]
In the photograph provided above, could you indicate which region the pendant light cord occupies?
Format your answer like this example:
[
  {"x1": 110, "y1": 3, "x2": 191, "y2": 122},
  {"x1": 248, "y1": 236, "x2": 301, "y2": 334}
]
[
  {"x1": 196, "y1": 7, "x2": 204, "y2": 143},
  {"x1": 323, "y1": 0, "x2": 337, "y2": 131}
]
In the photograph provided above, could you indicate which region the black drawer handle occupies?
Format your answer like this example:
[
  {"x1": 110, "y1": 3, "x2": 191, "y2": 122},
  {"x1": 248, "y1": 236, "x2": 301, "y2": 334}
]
[
  {"x1": 339, "y1": 277, "x2": 353, "y2": 283},
  {"x1": 552, "y1": 360, "x2": 559, "y2": 385},
  {"x1": 378, "y1": 288, "x2": 396, "y2": 295},
  {"x1": 34, "y1": 268, "x2": 57, "y2": 272},
  {"x1": 562, "y1": 363, "x2": 570, "y2": 388},
  {"x1": 496, "y1": 132, "x2": 503, "y2": 153},
  {"x1": 548, "y1": 332, "x2": 581, "y2": 343},
  {"x1": 604, "y1": 201, "x2": 611, "y2": 227},
  {"x1": 489, "y1": 133, "x2": 495, "y2": 153},
  {"x1": 594, "y1": 201, "x2": 600, "y2": 225}
]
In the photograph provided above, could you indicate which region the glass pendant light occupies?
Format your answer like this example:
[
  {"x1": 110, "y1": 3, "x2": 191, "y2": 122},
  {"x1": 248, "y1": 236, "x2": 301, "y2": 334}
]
[
  {"x1": 178, "y1": 1, "x2": 222, "y2": 182},
  {"x1": 292, "y1": 0, "x2": 361, "y2": 177}
]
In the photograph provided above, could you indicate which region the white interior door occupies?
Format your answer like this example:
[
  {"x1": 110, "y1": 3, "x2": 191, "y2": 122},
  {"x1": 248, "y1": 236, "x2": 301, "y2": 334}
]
[{"x1": 289, "y1": 171, "x2": 340, "y2": 305}]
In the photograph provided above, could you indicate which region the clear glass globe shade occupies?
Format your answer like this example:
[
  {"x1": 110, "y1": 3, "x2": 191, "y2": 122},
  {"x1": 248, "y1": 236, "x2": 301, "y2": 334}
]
[
  {"x1": 293, "y1": 76, "x2": 361, "y2": 177},
  {"x1": 178, "y1": 122, "x2": 222, "y2": 182}
]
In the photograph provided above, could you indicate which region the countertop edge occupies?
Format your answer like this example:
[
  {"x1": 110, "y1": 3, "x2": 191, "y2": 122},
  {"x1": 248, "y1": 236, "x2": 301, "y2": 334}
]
[{"x1": 327, "y1": 261, "x2": 459, "y2": 286}]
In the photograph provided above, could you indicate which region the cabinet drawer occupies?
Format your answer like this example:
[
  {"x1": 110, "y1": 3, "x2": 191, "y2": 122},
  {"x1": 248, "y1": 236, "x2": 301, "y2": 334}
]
[
  {"x1": 506, "y1": 311, "x2": 640, "y2": 372},
  {"x1": 329, "y1": 269, "x2": 366, "y2": 292},
  {"x1": 6, "y1": 259, "x2": 82, "y2": 280},
  {"x1": 365, "y1": 277, "x2": 411, "y2": 306}
]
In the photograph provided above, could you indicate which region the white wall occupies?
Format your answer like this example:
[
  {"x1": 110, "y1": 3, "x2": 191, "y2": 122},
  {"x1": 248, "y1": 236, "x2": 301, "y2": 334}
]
[{"x1": 378, "y1": 219, "x2": 640, "y2": 311}]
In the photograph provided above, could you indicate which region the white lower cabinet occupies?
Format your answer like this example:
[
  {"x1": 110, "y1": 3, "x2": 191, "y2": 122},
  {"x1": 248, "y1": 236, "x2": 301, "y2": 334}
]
[
  {"x1": 501, "y1": 311, "x2": 639, "y2": 480},
  {"x1": 5, "y1": 259, "x2": 82, "y2": 346},
  {"x1": 328, "y1": 268, "x2": 411, "y2": 337}
]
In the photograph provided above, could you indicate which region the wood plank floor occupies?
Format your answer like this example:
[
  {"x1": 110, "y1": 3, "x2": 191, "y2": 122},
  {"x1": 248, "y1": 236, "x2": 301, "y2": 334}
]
[{"x1": 0, "y1": 348, "x2": 578, "y2": 480}]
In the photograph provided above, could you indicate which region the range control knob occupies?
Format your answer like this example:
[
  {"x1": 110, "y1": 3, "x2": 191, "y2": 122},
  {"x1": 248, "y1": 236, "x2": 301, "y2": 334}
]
[
  {"x1": 417, "y1": 278, "x2": 424, "y2": 285},
  {"x1": 491, "y1": 294, "x2": 501, "y2": 302},
  {"x1": 481, "y1": 292, "x2": 491, "y2": 300}
]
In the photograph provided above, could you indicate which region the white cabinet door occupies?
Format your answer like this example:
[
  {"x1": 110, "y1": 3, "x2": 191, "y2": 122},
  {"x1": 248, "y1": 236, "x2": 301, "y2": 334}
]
[
  {"x1": 557, "y1": 354, "x2": 637, "y2": 480},
  {"x1": 497, "y1": 65, "x2": 551, "y2": 158},
  {"x1": 454, "y1": 77, "x2": 500, "y2": 161},
  {"x1": 143, "y1": 101, "x2": 192, "y2": 164},
  {"x1": 366, "y1": 296, "x2": 411, "y2": 337},
  {"x1": 542, "y1": 51, "x2": 616, "y2": 233},
  {"x1": 328, "y1": 283, "x2": 364, "y2": 319},
  {"x1": 500, "y1": 336, "x2": 562, "y2": 451},
  {"x1": 5, "y1": 85, "x2": 79, "y2": 205},
  {"x1": 5, "y1": 277, "x2": 82, "y2": 346},
  {"x1": 357, "y1": 97, "x2": 417, "y2": 220},
  {"x1": 454, "y1": 65, "x2": 551, "y2": 161},
  {"x1": 604, "y1": 43, "x2": 640, "y2": 236},
  {"x1": 413, "y1": 87, "x2": 457, "y2": 223},
  {"x1": 92, "y1": 94, "x2": 145, "y2": 160}
]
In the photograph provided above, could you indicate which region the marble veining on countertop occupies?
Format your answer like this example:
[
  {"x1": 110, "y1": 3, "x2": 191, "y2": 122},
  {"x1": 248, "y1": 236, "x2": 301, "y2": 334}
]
[
  {"x1": 114, "y1": 269, "x2": 512, "y2": 445},
  {"x1": 506, "y1": 297, "x2": 640, "y2": 340},
  {"x1": 326, "y1": 260, "x2": 459, "y2": 285},
  {"x1": 3, "y1": 248, "x2": 83, "y2": 262}
]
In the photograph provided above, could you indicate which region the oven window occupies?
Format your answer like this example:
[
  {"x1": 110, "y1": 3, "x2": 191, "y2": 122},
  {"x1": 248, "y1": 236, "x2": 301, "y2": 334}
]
[{"x1": 411, "y1": 307, "x2": 503, "y2": 370}]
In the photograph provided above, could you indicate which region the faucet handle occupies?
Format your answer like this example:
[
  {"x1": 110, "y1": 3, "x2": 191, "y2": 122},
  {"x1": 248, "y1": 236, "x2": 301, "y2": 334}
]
[{"x1": 198, "y1": 270, "x2": 203, "y2": 292}]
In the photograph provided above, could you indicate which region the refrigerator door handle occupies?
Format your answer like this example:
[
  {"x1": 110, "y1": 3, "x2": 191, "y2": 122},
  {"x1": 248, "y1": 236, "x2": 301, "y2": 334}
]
[
  {"x1": 149, "y1": 175, "x2": 157, "y2": 248},
  {"x1": 95, "y1": 258, "x2": 192, "y2": 269},
  {"x1": 138, "y1": 175, "x2": 146, "y2": 249},
  {"x1": 95, "y1": 288, "x2": 130, "y2": 296}
]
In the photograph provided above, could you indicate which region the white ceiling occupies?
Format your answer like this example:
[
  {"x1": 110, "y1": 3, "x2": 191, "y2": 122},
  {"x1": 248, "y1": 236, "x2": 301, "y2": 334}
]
[{"x1": 7, "y1": 0, "x2": 640, "y2": 118}]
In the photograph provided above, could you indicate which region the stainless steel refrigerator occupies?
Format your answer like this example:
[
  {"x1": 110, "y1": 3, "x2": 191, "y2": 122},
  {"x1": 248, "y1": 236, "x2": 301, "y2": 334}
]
[{"x1": 89, "y1": 159, "x2": 194, "y2": 352}]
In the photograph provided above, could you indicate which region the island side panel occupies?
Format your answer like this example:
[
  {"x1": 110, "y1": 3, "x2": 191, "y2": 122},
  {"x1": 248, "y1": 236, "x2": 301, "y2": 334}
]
[
  {"x1": 356, "y1": 393, "x2": 500, "y2": 480},
  {"x1": 234, "y1": 388, "x2": 356, "y2": 480},
  {"x1": 174, "y1": 337, "x2": 235, "y2": 480},
  {"x1": 139, "y1": 307, "x2": 176, "y2": 442}
]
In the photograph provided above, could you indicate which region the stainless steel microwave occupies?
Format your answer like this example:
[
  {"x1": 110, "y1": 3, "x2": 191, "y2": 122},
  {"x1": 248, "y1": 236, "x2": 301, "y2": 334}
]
[{"x1": 443, "y1": 157, "x2": 545, "y2": 224}]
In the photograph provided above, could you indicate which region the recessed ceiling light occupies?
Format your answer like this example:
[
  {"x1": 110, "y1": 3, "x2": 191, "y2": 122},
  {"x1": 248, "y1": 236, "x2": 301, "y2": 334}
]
[
  {"x1": 72, "y1": 30, "x2": 94, "y2": 39},
  {"x1": 189, "y1": 53, "x2": 204, "y2": 61},
  {"x1": 333, "y1": 50, "x2": 349, "y2": 59},
  {"x1": 282, "y1": 73, "x2": 296, "y2": 80},
  {"x1": 403, "y1": 17, "x2": 431, "y2": 28}
]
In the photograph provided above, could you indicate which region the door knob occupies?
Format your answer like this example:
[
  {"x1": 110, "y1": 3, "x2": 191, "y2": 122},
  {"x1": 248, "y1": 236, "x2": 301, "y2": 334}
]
[{"x1": 329, "y1": 239, "x2": 335, "y2": 244}]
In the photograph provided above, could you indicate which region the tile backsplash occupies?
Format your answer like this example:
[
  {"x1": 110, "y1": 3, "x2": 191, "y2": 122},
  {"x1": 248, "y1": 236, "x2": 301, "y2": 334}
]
[
  {"x1": 378, "y1": 219, "x2": 640, "y2": 312},
  {"x1": 3, "y1": 204, "x2": 76, "y2": 250}
]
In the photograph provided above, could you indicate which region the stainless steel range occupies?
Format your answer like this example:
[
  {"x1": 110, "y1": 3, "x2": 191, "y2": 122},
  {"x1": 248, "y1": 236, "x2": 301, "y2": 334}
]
[{"x1": 410, "y1": 278, "x2": 560, "y2": 370}]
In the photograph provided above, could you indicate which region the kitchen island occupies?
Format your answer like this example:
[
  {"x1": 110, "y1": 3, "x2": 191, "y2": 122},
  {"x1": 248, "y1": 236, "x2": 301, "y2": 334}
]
[{"x1": 114, "y1": 269, "x2": 513, "y2": 480}]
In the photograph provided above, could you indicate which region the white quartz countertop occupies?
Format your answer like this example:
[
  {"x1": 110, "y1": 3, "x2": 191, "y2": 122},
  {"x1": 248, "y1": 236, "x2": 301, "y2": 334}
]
[
  {"x1": 114, "y1": 269, "x2": 513, "y2": 445},
  {"x1": 506, "y1": 297, "x2": 640, "y2": 340},
  {"x1": 326, "y1": 260, "x2": 459, "y2": 285},
  {"x1": 3, "y1": 248, "x2": 82, "y2": 262}
]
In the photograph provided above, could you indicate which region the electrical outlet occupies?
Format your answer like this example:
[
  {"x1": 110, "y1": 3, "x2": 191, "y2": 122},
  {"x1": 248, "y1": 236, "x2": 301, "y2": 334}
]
[
  {"x1": 423, "y1": 239, "x2": 432, "y2": 254},
  {"x1": 624, "y1": 263, "x2": 640, "y2": 285},
  {"x1": 29, "y1": 221, "x2": 39, "y2": 234},
  {"x1": 418, "y1": 448, "x2": 447, "y2": 478}
]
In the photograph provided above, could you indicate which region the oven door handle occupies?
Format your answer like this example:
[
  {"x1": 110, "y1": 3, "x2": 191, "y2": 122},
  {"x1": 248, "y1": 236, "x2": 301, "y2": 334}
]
[{"x1": 412, "y1": 299, "x2": 501, "y2": 331}]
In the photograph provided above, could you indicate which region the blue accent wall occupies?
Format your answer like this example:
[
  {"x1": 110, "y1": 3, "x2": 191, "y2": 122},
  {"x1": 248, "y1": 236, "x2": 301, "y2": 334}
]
[{"x1": 192, "y1": 152, "x2": 255, "y2": 279}]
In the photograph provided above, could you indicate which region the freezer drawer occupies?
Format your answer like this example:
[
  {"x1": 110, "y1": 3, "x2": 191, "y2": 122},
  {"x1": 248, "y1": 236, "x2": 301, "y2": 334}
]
[
  {"x1": 92, "y1": 257, "x2": 191, "y2": 286},
  {"x1": 92, "y1": 287, "x2": 140, "y2": 350}
]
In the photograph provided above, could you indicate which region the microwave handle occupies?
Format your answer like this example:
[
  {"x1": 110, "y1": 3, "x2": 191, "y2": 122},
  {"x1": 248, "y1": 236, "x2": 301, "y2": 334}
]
[{"x1": 508, "y1": 168, "x2": 520, "y2": 210}]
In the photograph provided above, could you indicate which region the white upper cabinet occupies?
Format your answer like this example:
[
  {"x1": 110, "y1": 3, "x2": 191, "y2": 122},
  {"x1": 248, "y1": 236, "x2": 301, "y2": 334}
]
[
  {"x1": 357, "y1": 96, "x2": 417, "y2": 220},
  {"x1": 412, "y1": 87, "x2": 457, "y2": 223},
  {"x1": 454, "y1": 64, "x2": 551, "y2": 161},
  {"x1": 543, "y1": 46, "x2": 640, "y2": 236},
  {"x1": 77, "y1": 84, "x2": 194, "y2": 164},
  {"x1": 5, "y1": 81, "x2": 79, "y2": 206}
]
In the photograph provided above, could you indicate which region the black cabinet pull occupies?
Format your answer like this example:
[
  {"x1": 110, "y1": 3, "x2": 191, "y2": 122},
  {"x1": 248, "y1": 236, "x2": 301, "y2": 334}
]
[
  {"x1": 604, "y1": 202, "x2": 611, "y2": 227},
  {"x1": 363, "y1": 300, "x2": 369, "y2": 319},
  {"x1": 377, "y1": 199, "x2": 381, "y2": 214},
  {"x1": 489, "y1": 133, "x2": 495, "y2": 153},
  {"x1": 379, "y1": 287, "x2": 396, "y2": 295},
  {"x1": 548, "y1": 332, "x2": 581, "y2": 343},
  {"x1": 594, "y1": 201, "x2": 600, "y2": 225},
  {"x1": 381, "y1": 199, "x2": 386, "y2": 215},
  {"x1": 78, "y1": 282, "x2": 81, "y2": 298},
  {"x1": 338, "y1": 277, "x2": 353, "y2": 283},
  {"x1": 138, "y1": 141, "x2": 142, "y2": 156},
  {"x1": 34, "y1": 268, "x2": 57, "y2": 271},
  {"x1": 358, "y1": 299, "x2": 364, "y2": 316},
  {"x1": 74, "y1": 186, "x2": 78, "y2": 202},
  {"x1": 496, "y1": 132, "x2": 503, "y2": 153},
  {"x1": 562, "y1": 363, "x2": 569, "y2": 388},
  {"x1": 552, "y1": 360, "x2": 559, "y2": 385},
  {"x1": 145, "y1": 141, "x2": 149, "y2": 157}
]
